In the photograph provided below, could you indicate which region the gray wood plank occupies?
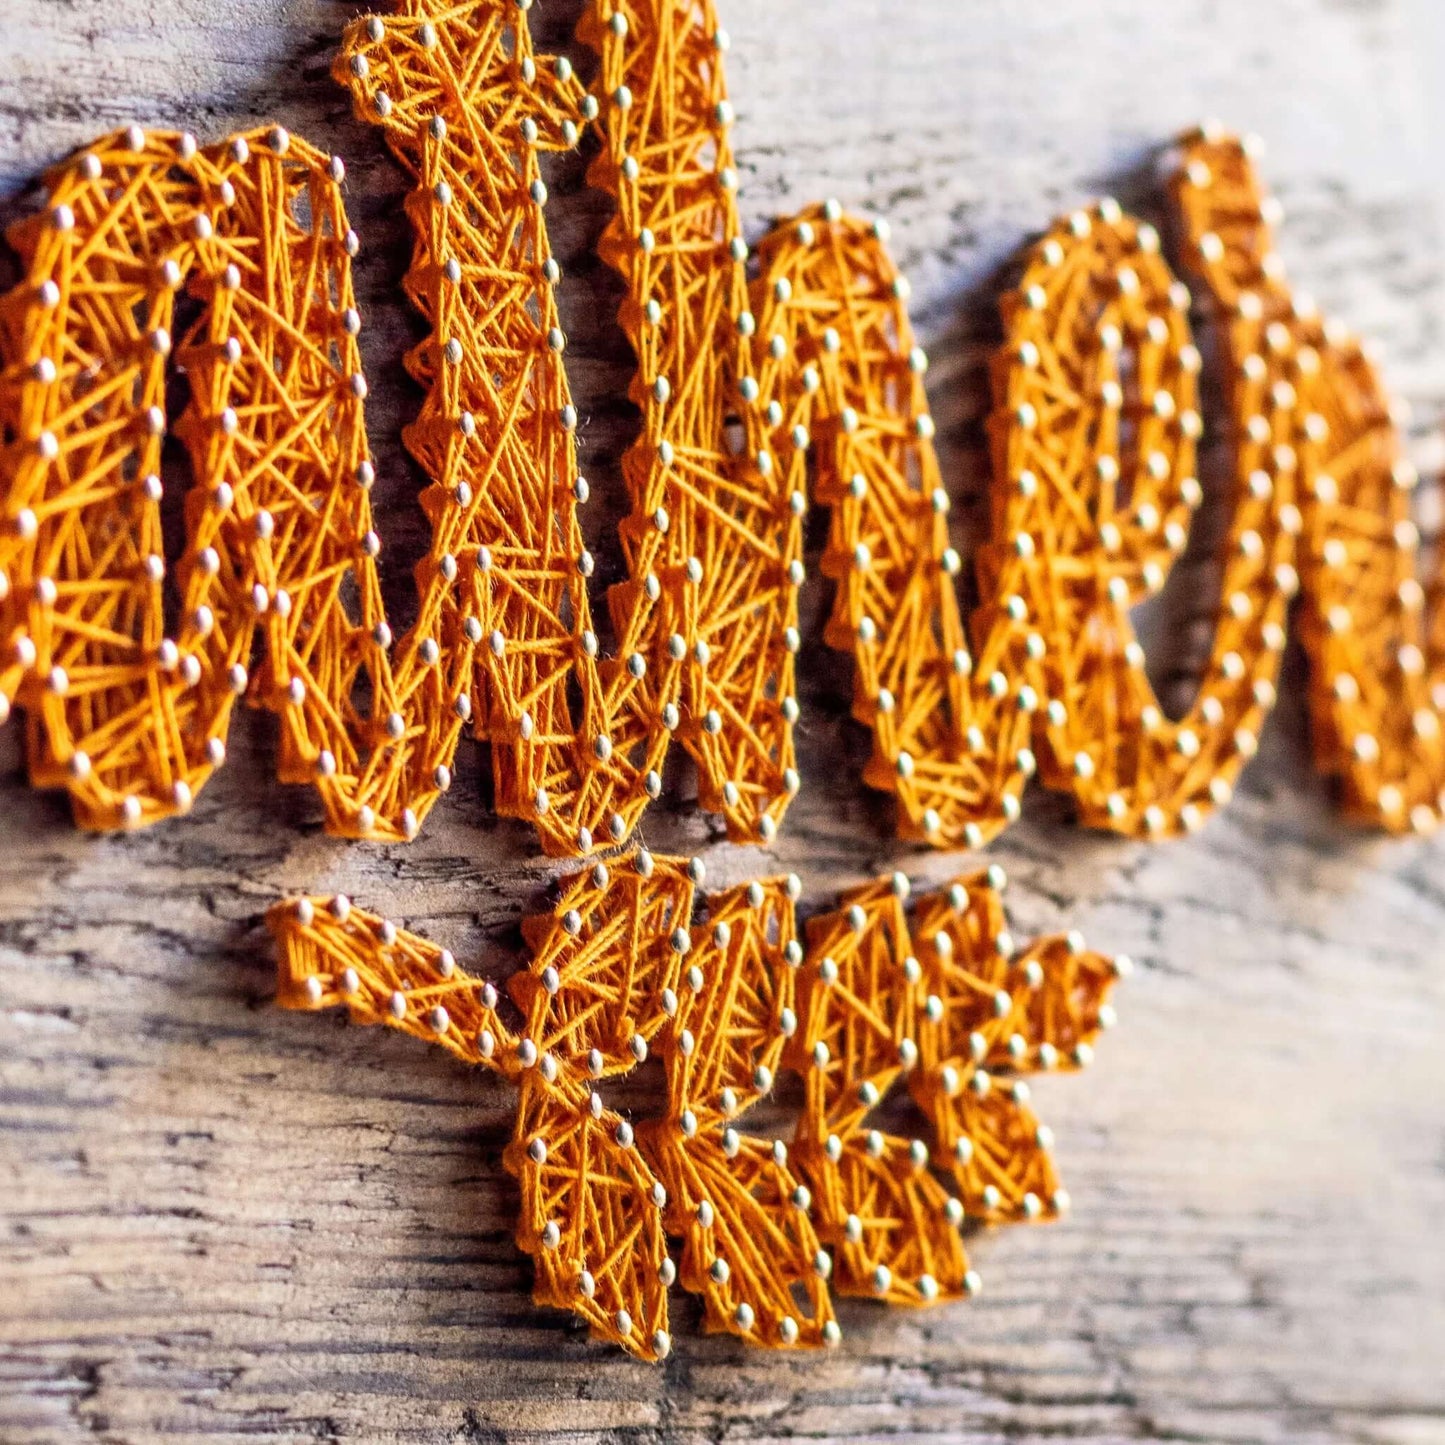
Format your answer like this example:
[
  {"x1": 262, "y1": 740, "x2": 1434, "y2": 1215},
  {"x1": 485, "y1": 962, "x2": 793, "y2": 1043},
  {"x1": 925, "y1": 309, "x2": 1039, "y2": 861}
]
[{"x1": 2, "y1": 1, "x2": 1444, "y2": 1440}]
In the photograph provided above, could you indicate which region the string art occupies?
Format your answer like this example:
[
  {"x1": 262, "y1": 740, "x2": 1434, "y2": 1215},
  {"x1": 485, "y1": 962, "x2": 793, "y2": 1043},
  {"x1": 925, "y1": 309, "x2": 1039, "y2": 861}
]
[
  {"x1": 270, "y1": 857, "x2": 1121, "y2": 1358},
  {"x1": 0, "y1": 1, "x2": 1441, "y2": 847},
  {"x1": 0, "y1": 0, "x2": 1440, "y2": 1363},
  {"x1": 1172, "y1": 136, "x2": 1445, "y2": 831},
  {"x1": 738, "y1": 129, "x2": 1442, "y2": 842},
  {"x1": 0, "y1": 0, "x2": 800, "y2": 850}
]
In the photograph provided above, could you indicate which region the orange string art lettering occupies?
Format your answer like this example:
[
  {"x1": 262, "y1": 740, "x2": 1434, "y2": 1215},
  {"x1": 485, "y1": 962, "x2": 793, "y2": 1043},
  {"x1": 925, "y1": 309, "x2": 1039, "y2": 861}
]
[
  {"x1": 743, "y1": 131, "x2": 1443, "y2": 843},
  {"x1": 1, "y1": 0, "x2": 1441, "y2": 1365},
  {"x1": 1, "y1": 7, "x2": 1440, "y2": 845},
  {"x1": 270, "y1": 850, "x2": 1122, "y2": 1358},
  {"x1": 1171, "y1": 138, "x2": 1445, "y2": 831},
  {"x1": 0, "y1": 0, "x2": 801, "y2": 850}
]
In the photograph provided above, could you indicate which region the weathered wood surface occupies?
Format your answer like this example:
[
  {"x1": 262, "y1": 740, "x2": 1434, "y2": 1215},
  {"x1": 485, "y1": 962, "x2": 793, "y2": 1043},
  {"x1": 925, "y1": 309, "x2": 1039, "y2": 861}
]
[{"x1": 3, "y1": 0, "x2": 1445, "y2": 1440}]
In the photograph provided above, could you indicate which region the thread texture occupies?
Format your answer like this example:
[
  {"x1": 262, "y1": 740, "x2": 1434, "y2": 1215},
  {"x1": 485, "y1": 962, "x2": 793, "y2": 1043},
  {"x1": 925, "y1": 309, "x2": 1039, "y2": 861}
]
[{"x1": 271, "y1": 856, "x2": 1119, "y2": 1358}]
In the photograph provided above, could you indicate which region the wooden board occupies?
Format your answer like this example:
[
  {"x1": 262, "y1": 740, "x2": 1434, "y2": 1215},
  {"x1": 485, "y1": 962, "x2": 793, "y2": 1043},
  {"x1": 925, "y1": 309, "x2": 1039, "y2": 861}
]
[{"x1": 3, "y1": 0, "x2": 1445, "y2": 1440}]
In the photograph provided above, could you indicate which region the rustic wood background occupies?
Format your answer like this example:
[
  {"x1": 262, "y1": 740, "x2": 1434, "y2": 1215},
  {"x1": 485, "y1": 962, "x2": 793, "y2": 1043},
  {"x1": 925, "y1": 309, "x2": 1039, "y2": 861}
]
[{"x1": 3, "y1": 0, "x2": 1445, "y2": 1441}]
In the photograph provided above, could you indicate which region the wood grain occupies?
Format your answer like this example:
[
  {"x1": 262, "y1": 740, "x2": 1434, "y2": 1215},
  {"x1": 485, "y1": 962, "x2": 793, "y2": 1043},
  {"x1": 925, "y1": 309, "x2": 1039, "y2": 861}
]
[{"x1": 3, "y1": 1, "x2": 1445, "y2": 1441}]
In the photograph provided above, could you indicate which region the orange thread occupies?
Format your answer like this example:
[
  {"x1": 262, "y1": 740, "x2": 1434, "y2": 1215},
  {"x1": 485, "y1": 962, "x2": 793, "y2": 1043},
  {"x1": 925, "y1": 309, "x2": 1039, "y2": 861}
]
[
  {"x1": 787, "y1": 868, "x2": 1120, "y2": 1310},
  {"x1": 0, "y1": 126, "x2": 433, "y2": 831},
  {"x1": 270, "y1": 854, "x2": 1120, "y2": 1358},
  {"x1": 0, "y1": 0, "x2": 803, "y2": 852},
  {"x1": 1, "y1": 5, "x2": 1440, "y2": 849},
  {"x1": 1, "y1": 0, "x2": 1439, "y2": 1363},
  {"x1": 737, "y1": 126, "x2": 1441, "y2": 843},
  {"x1": 1173, "y1": 131, "x2": 1445, "y2": 831}
]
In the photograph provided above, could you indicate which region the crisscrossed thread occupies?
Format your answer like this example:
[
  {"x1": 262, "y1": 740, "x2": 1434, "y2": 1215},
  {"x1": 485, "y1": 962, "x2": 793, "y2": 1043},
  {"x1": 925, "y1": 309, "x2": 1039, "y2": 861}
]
[
  {"x1": 1, "y1": 0, "x2": 1441, "y2": 1366},
  {"x1": 0, "y1": 0, "x2": 803, "y2": 852},
  {"x1": 0, "y1": 126, "x2": 448, "y2": 829},
  {"x1": 1, "y1": 4, "x2": 1441, "y2": 848},
  {"x1": 737, "y1": 131, "x2": 1439, "y2": 844},
  {"x1": 270, "y1": 853, "x2": 1119, "y2": 1358},
  {"x1": 1171, "y1": 134, "x2": 1445, "y2": 831}
]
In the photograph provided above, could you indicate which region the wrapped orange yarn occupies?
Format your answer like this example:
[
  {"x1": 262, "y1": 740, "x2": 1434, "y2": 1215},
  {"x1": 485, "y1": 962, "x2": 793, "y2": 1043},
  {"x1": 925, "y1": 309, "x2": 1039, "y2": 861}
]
[
  {"x1": 742, "y1": 129, "x2": 1442, "y2": 843},
  {"x1": 270, "y1": 855, "x2": 1121, "y2": 1358},
  {"x1": 0, "y1": 4, "x2": 1439, "y2": 850},
  {"x1": 1, "y1": 0, "x2": 1440, "y2": 1365},
  {"x1": 0, "y1": 1, "x2": 803, "y2": 852}
]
